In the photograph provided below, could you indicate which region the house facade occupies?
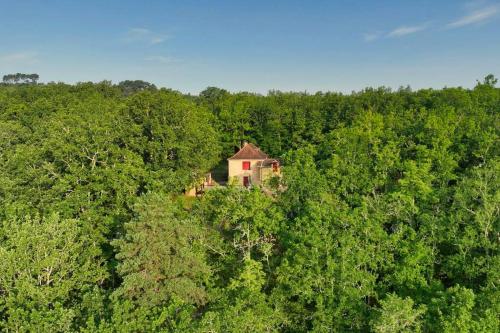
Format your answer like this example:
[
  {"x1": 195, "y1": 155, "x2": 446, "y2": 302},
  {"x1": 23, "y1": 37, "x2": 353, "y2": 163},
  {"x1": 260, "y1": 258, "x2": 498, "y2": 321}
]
[{"x1": 228, "y1": 142, "x2": 280, "y2": 187}]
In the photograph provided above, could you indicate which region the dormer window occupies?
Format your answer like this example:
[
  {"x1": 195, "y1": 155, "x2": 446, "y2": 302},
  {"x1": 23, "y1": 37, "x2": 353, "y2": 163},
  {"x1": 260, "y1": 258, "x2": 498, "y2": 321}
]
[{"x1": 242, "y1": 161, "x2": 251, "y2": 170}]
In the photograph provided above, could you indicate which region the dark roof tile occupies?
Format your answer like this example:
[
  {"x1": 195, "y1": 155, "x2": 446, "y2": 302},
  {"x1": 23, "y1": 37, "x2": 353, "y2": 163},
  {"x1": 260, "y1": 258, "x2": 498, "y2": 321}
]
[{"x1": 228, "y1": 142, "x2": 268, "y2": 160}]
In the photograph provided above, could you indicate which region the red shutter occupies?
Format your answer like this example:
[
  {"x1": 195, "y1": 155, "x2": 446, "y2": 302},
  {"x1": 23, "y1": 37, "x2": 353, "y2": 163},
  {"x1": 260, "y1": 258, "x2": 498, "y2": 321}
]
[{"x1": 242, "y1": 161, "x2": 251, "y2": 170}]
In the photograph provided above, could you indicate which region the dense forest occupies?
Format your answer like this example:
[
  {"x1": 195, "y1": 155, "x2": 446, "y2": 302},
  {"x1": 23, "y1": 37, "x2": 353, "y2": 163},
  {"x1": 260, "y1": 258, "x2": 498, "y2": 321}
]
[{"x1": 0, "y1": 76, "x2": 498, "y2": 332}]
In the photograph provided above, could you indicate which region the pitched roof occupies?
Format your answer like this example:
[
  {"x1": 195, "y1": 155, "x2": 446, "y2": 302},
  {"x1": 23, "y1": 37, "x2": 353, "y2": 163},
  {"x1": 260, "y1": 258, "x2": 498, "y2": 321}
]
[
  {"x1": 228, "y1": 142, "x2": 269, "y2": 160},
  {"x1": 256, "y1": 158, "x2": 280, "y2": 167}
]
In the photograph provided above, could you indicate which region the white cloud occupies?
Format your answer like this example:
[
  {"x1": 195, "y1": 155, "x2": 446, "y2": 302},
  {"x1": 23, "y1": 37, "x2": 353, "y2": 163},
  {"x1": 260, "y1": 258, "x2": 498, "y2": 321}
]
[
  {"x1": 387, "y1": 24, "x2": 428, "y2": 37},
  {"x1": 150, "y1": 36, "x2": 167, "y2": 45},
  {"x1": 363, "y1": 32, "x2": 381, "y2": 42},
  {"x1": 363, "y1": 23, "x2": 427, "y2": 42},
  {"x1": 446, "y1": 5, "x2": 499, "y2": 28},
  {"x1": 145, "y1": 55, "x2": 178, "y2": 64},
  {"x1": 0, "y1": 51, "x2": 39, "y2": 65},
  {"x1": 124, "y1": 28, "x2": 169, "y2": 45}
]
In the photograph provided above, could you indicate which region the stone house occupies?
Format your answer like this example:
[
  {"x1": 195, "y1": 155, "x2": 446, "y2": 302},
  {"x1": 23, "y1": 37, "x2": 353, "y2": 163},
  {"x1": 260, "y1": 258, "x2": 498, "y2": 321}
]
[{"x1": 227, "y1": 142, "x2": 280, "y2": 187}]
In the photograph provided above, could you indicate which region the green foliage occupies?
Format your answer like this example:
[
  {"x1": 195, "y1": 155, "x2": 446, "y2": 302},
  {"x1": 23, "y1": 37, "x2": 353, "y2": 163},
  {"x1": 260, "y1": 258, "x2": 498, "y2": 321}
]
[
  {"x1": 199, "y1": 258, "x2": 284, "y2": 333},
  {"x1": 0, "y1": 84, "x2": 220, "y2": 254},
  {"x1": 113, "y1": 193, "x2": 211, "y2": 307},
  {"x1": 370, "y1": 294, "x2": 426, "y2": 333},
  {"x1": 0, "y1": 214, "x2": 107, "y2": 332},
  {"x1": 2, "y1": 73, "x2": 39, "y2": 84},
  {"x1": 197, "y1": 186, "x2": 283, "y2": 260},
  {"x1": 86, "y1": 298, "x2": 196, "y2": 333},
  {"x1": 117, "y1": 80, "x2": 157, "y2": 96},
  {"x1": 0, "y1": 80, "x2": 499, "y2": 331}
]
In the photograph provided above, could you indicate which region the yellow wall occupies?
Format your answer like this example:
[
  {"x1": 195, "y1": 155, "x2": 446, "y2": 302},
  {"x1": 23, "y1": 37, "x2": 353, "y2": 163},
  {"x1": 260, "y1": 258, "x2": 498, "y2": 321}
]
[
  {"x1": 228, "y1": 159, "x2": 263, "y2": 186},
  {"x1": 260, "y1": 167, "x2": 275, "y2": 184}
]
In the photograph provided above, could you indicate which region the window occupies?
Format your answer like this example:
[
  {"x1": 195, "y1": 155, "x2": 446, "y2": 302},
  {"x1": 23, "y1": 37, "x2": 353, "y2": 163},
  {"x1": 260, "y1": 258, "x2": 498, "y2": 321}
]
[
  {"x1": 242, "y1": 161, "x2": 251, "y2": 170},
  {"x1": 243, "y1": 176, "x2": 250, "y2": 187}
]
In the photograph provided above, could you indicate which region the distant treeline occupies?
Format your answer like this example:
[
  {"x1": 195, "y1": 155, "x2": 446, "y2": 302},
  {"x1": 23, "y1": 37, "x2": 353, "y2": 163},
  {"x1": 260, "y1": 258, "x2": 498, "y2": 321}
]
[
  {"x1": 2, "y1": 73, "x2": 39, "y2": 84},
  {"x1": 0, "y1": 76, "x2": 498, "y2": 332},
  {"x1": 1, "y1": 74, "x2": 158, "y2": 92}
]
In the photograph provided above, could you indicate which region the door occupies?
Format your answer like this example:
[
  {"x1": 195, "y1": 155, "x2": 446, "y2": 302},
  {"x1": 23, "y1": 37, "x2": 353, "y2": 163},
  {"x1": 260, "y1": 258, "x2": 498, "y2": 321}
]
[{"x1": 243, "y1": 176, "x2": 250, "y2": 187}]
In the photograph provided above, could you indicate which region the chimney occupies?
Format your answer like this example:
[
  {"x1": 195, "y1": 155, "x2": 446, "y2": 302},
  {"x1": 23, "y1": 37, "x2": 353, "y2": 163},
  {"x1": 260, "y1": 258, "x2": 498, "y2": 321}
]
[{"x1": 241, "y1": 140, "x2": 248, "y2": 148}]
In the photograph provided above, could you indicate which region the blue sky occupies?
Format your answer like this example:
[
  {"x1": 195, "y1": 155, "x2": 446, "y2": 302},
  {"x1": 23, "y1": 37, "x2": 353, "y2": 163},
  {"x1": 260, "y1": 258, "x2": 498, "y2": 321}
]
[{"x1": 1, "y1": 0, "x2": 499, "y2": 94}]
